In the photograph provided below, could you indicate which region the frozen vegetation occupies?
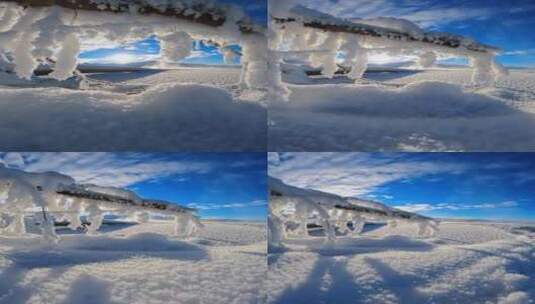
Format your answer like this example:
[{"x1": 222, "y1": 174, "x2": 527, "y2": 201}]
[
  {"x1": 267, "y1": 179, "x2": 535, "y2": 304},
  {"x1": 0, "y1": 164, "x2": 266, "y2": 303},
  {"x1": 0, "y1": 1, "x2": 267, "y2": 151},
  {"x1": 267, "y1": 3, "x2": 535, "y2": 151}
]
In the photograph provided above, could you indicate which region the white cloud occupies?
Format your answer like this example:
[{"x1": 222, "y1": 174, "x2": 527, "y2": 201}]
[
  {"x1": 79, "y1": 53, "x2": 160, "y2": 64},
  {"x1": 269, "y1": 152, "x2": 466, "y2": 197},
  {"x1": 503, "y1": 49, "x2": 535, "y2": 56},
  {"x1": 0, "y1": 153, "x2": 214, "y2": 187},
  {"x1": 292, "y1": 0, "x2": 534, "y2": 29},
  {"x1": 395, "y1": 201, "x2": 519, "y2": 213},
  {"x1": 187, "y1": 200, "x2": 266, "y2": 210}
]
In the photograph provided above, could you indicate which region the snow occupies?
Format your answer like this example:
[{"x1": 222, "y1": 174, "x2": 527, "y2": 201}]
[
  {"x1": 351, "y1": 17, "x2": 425, "y2": 39},
  {"x1": 0, "y1": 219, "x2": 266, "y2": 304},
  {"x1": 0, "y1": 68, "x2": 266, "y2": 151},
  {"x1": 267, "y1": 220, "x2": 535, "y2": 304},
  {"x1": 268, "y1": 68, "x2": 535, "y2": 151}
]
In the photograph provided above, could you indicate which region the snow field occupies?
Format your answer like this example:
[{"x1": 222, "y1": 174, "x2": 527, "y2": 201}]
[
  {"x1": 269, "y1": 69, "x2": 535, "y2": 151},
  {"x1": 0, "y1": 77, "x2": 266, "y2": 151},
  {"x1": 267, "y1": 221, "x2": 535, "y2": 304},
  {"x1": 0, "y1": 220, "x2": 267, "y2": 304}
]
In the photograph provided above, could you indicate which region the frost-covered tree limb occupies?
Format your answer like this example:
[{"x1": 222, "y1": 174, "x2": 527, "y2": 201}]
[
  {"x1": 0, "y1": 165, "x2": 202, "y2": 242},
  {"x1": 268, "y1": 177, "x2": 440, "y2": 246},
  {"x1": 2, "y1": 0, "x2": 256, "y2": 32}
]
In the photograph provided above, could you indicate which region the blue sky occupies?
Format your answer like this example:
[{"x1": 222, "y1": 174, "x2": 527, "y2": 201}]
[
  {"x1": 80, "y1": 38, "x2": 242, "y2": 65},
  {"x1": 80, "y1": 0, "x2": 266, "y2": 65},
  {"x1": 269, "y1": 152, "x2": 535, "y2": 221},
  {"x1": 292, "y1": 0, "x2": 535, "y2": 67},
  {"x1": 0, "y1": 152, "x2": 267, "y2": 221}
]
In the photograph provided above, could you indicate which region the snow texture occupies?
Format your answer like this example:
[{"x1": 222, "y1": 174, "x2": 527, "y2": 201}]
[
  {"x1": 267, "y1": 220, "x2": 535, "y2": 304},
  {"x1": 0, "y1": 69, "x2": 266, "y2": 151},
  {"x1": 0, "y1": 220, "x2": 266, "y2": 304},
  {"x1": 269, "y1": 69, "x2": 535, "y2": 151}
]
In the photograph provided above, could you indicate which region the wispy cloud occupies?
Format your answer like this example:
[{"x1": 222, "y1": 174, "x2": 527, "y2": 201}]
[
  {"x1": 187, "y1": 200, "x2": 267, "y2": 210},
  {"x1": 503, "y1": 49, "x2": 535, "y2": 56},
  {"x1": 395, "y1": 201, "x2": 519, "y2": 213},
  {"x1": 291, "y1": 0, "x2": 535, "y2": 29},
  {"x1": 268, "y1": 152, "x2": 466, "y2": 197},
  {"x1": 79, "y1": 53, "x2": 160, "y2": 64},
  {"x1": 0, "y1": 152, "x2": 214, "y2": 187}
]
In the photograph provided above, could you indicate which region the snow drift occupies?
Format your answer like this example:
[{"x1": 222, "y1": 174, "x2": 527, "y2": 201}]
[
  {"x1": 0, "y1": 82, "x2": 266, "y2": 151},
  {"x1": 268, "y1": 80, "x2": 535, "y2": 151}
]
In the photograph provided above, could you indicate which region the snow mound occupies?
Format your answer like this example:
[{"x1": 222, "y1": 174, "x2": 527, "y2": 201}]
[
  {"x1": 269, "y1": 79, "x2": 535, "y2": 151},
  {"x1": 292, "y1": 81, "x2": 515, "y2": 118},
  {"x1": 0, "y1": 83, "x2": 266, "y2": 150}
]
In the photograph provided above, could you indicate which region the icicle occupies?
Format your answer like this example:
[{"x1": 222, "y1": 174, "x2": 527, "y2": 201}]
[
  {"x1": 268, "y1": 214, "x2": 284, "y2": 248},
  {"x1": 491, "y1": 58, "x2": 509, "y2": 78},
  {"x1": 86, "y1": 203, "x2": 103, "y2": 235},
  {"x1": 13, "y1": 31, "x2": 37, "y2": 79},
  {"x1": 419, "y1": 51, "x2": 436, "y2": 68},
  {"x1": 310, "y1": 34, "x2": 340, "y2": 78},
  {"x1": 32, "y1": 6, "x2": 63, "y2": 61},
  {"x1": 174, "y1": 213, "x2": 201, "y2": 238},
  {"x1": 268, "y1": 50, "x2": 290, "y2": 102},
  {"x1": 348, "y1": 47, "x2": 367, "y2": 80},
  {"x1": 241, "y1": 34, "x2": 269, "y2": 89},
  {"x1": 36, "y1": 208, "x2": 59, "y2": 244},
  {"x1": 50, "y1": 33, "x2": 80, "y2": 80},
  {"x1": 136, "y1": 211, "x2": 150, "y2": 223},
  {"x1": 160, "y1": 31, "x2": 193, "y2": 62},
  {"x1": 470, "y1": 54, "x2": 495, "y2": 87}
]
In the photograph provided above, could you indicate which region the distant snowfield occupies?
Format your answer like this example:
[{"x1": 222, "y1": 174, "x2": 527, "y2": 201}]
[
  {"x1": 0, "y1": 68, "x2": 266, "y2": 151},
  {"x1": 0, "y1": 220, "x2": 266, "y2": 304},
  {"x1": 267, "y1": 220, "x2": 535, "y2": 304},
  {"x1": 268, "y1": 68, "x2": 535, "y2": 151}
]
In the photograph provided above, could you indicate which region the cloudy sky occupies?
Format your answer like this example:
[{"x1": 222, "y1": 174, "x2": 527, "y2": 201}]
[
  {"x1": 269, "y1": 152, "x2": 535, "y2": 221},
  {"x1": 0, "y1": 152, "x2": 267, "y2": 220},
  {"x1": 283, "y1": 0, "x2": 535, "y2": 67}
]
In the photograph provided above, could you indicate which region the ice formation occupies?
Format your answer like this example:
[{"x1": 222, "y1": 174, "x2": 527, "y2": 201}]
[
  {"x1": 268, "y1": 177, "x2": 439, "y2": 247},
  {"x1": 269, "y1": 3, "x2": 507, "y2": 100},
  {"x1": 0, "y1": 0, "x2": 266, "y2": 90},
  {"x1": 0, "y1": 164, "x2": 201, "y2": 242}
]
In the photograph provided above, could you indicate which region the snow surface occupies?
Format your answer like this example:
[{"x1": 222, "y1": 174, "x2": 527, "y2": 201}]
[
  {"x1": 0, "y1": 68, "x2": 266, "y2": 151},
  {"x1": 267, "y1": 220, "x2": 535, "y2": 304},
  {"x1": 0, "y1": 219, "x2": 266, "y2": 304},
  {"x1": 268, "y1": 68, "x2": 535, "y2": 151}
]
